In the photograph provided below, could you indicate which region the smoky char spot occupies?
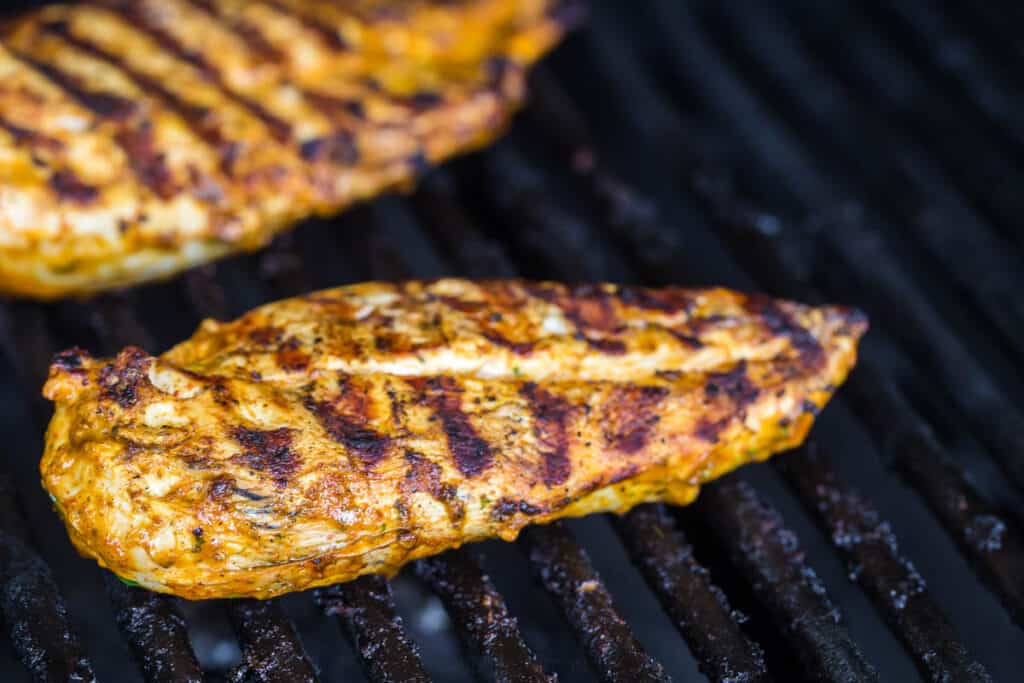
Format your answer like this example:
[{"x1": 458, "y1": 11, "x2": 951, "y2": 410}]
[
  {"x1": 98, "y1": 347, "x2": 152, "y2": 408},
  {"x1": 52, "y1": 347, "x2": 90, "y2": 371},
  {"x1": 49, "y1": 170, "x2": 99, "y2": 204},
  {"x1": 484, "y1": 332, "x2": 535, "y2": 355},
  {"x1": 305, "y1": 397, "x2": 390, "y2": 468},
  {"x1": 618, "y1": 285, "x2": 694, "y2": 314},
  {"x1": 115, "y1": 122, "x2": 178, "y2": 200},
  {"x1": 276, "y1": 336, "x2": 310, "y2": 372},
  {"x1": 299, "y1": 132, "x2": 359, "y2": 165},
  {"x1": 695, "y1": 415, "x2": 729, "y2": 444},
  {"x1": 668, "y1": 329, "x2": 704, "y2": 348},
  {"x1": 491, "y1": 498, "x2": 544, "y2": 521},
  {"x1": 521, "y1": 382, "x2": 573, "y2": 486},
  {"x1": 705, "y1": 360, "x2": 760, "y2": 411},
  {"x1": 230, "y1": 426, "x2": 299, "y2": 487},
  {"x1": 413, "y1": 376, "x2": 494, "y2": 479},
  {"x1": 746, "y1": 293, "x2": 824, "y2": 368},
  {"x1": 404, "y1": 91, "x2": 444, "y2": 111},
  {"x1": 604, "y1": 385, "x2": 669, "y2": 454}
]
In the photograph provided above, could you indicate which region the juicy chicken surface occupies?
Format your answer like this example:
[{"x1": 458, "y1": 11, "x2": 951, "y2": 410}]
[
  {"x1": 42, "y1": 280, "x2": 867, "y2": 599},
  {"x1": 0, "y1": 0, "x2": 574, "y2": 299}
]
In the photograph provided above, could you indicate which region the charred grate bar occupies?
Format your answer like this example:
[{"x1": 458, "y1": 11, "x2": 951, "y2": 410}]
[
  {"x1": 415, "y1": 550, "x2": 554, "y2": 683},
  {"x1": 780, "y1": 445, "x2": 991, "y2": 681},
  {"x1": 0, "y1": 476, "x2": 95, "y2": 683},
  {"x1": 696, "y1": 481, "x2": 879, "y2": 682},
  {"x1": 520, "y1": 523, "x2": 669, "y2": 683},
  {"x1": 225, "y1": 600, "x2": 319, "y2": 683},
  {"x1": 611, "y1": 505, "x2": 769, "y2": 683},
  {"x1": 315, "y1": 576, "x2": 430, "y2": 683}
]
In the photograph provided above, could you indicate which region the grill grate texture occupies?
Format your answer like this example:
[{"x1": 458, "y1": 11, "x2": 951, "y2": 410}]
[{"x1": 1, "y1": 0, "x2": 1023, "y2": 681}]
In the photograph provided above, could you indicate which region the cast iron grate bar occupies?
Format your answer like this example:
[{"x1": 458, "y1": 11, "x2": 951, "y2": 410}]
[
  {"x1": 780, "y1": 445, "x2": 991, "y2": 681},
  {"x1": 520, "y1": 523, "x2": 669, "y2": 683},
  {"x1": 696, "y1": 481, "x2": 879, "y2": 682},
  {"x1": 697, "y1": 187, "x2": 1024, "y2": 631},
  {"x1": 610, "y1": 505, "x2": 770, "y2": 683},
  {"x1": 314, "y1": 577, "x2": 430, "y2": 683},
  {"x1": 414, "y1": 550, "x2": 554, "y2": 683},
  {"x1": 0, "y1": 474, "x2": 96, "y2": 683},
  {"x1": 105, "y1": 575, "x2": 205, "y2": 683},
  {"x1": 225, "y1": 600, "x2": 319, "y2": 683}
]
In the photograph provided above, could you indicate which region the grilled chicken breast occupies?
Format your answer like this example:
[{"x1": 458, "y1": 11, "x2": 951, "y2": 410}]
[
  {"x1": 0, "y1": 1, "x2": 575, "y2": 299},
  {"x1": 42, "y1": 280, "x2": 867, "y2": 599}
]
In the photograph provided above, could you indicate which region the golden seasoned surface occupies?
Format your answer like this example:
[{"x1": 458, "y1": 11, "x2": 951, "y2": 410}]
[
  {"x1": 41, "y1": 279, "x2": 867, "y2": 599},
  {"x1": 0, "y1": 0, "x2": 574, "y2": 299}
]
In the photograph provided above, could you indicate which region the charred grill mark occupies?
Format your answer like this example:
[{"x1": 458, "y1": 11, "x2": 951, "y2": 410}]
[
  {"x1": 98, "y1": 347, "x2": 151, "y2": 408},
  {"x1": 705, "y1": 360, "x2": 759, "y2": 412},
  {"x1": 275, "y1": 336, "x2": 310, "y2": 372},
  {"x1": 299, "y1": 132, "x2": 358, "y2": 164},
  {"x1": 9, "y1": 50, "x2": 137, "y2": 121},
  {"x1": 186, "y1": 0, "x2": 286, "y2": 63},
  {"x1": 48, "y1": 169, "x2": 99, "y2": 204},
  {"x1": 51, "y1": 347, "x2": 90, "y2": 372},
  {"x1": 413, "y1": 376, "x2": 494, "y2": 478},
  {"x1": 230, "y1": 426, "x2": 298, "y2": 487},
  {"x1": 527, "y1": 283, "x2": 629, "y2": 353},
  {"x1": 603, "y1": 385, "x2": 669, "y2": 454},
  {"x1": 404, "y1": 91, "x2": 444, "y2": 111},
  {"x1": 248, "y1": 325, "x2": 283, "y2": 346},
  {"x1": 746, "y1": 293, "x2": 824, "y2": 368},
  {"x1": 401, "y1": 450, "x2": 462, "y2": 522},
  {"x1": 262, "y1": 0, "x2": 349, "y2": 51},
  {"x1": 668, "y1": 329, "x2": 704, "y2": 348},
  {"x1": 112, "y1": 4, "x2": 294, "y2": 144},
  {"x1": 0, "y1": 114, "x2": 62, "y2": 151},
  {"x1": 44, "y1": 23, "x2": 231, "y2": 153},
  {"x1": 618, "y1": 285, "x2": 695, "y2": 314},
  {"x1": 302, "y1": 91, "x2": 366, "y2": 121},
  {"x1": 305, "y1": 379, "x2": 390, "y2": 468},
  {"x1": 695, "y1": 416, "x2": 730, "y2": 444},
  {"x1": 483, "y1": 332, "x2": 535, "y2": 355},
  {"x1": 115, "y1": 123, "x2": 178, "y2": 199},
  {"x1": 521, "y1": 382, "x2": 573, "y2": 486}
]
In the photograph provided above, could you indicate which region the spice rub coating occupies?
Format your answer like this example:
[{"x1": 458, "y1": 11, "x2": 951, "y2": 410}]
[
  {"x1": 0, "y1": 0, "x2": 575, "y2": 298},
  {"x1": 41, "y1": 279, "x2": 867, "y2": 599}
]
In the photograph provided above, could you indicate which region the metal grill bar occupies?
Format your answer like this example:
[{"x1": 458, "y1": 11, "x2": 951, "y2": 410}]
[
  {"x1": 226, "y1": 600, "x2": 319, "y2": 683},
  {"x1": 0, "y1": 475, "x2": 95, "y2": 683},
  {"x1": 414, "y1": 550, "x2": 553, "y2": 683},
  {"x1": 611, "y1": 505, "x2": 769, "y2": 683},
  {"x1": 697, "y1": 481, "x2": 879, "y2": 682},
  {"x1": 105, "y1": 577, "x2": 204, "y2": 683},
  {"x1": 699, "y1": 188, "x2": 1024, "y2": 630},
  {"x1": 519, "y1": 523, "x2": 669, "y2": 683},
  {"x1": 780, "y1": 445, "x2": 991, "y2": 681},
  {"x1": 314, "y1": 577, "x2": 430, "y2": 683}
]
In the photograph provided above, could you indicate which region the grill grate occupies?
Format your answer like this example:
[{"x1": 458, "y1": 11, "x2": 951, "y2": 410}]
[{"x1": 1, "y1": 0, "x2": 1023, "y2": 681}]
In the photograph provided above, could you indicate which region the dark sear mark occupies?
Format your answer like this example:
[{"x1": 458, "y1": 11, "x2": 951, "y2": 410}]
[
  {"x1": 230, "y1": 426, "x2": 298, "y2": 487},
  {"x1": 694, "y1": 415, "x2": 730, "y2": 444},
  {"x1": 527, "y1": 283, "x2": 630, "y2": 353},
  {"x1": 10, "y1": 50, "x2": 137, "y2": 121},
  {"x1": 115, "y1": 122, "x2": 178, "y2": 199},
  {"x1": 483, "y1": 332, "x2": 535, "y2": 355},
  {"x1": 0, "y1": 115, "x2": 63, "y2": 151},
  {"x1": 401, "y1": 450, "x2": 463, "y2": 522},
  {"x1": 299, "y1": 132, "x2": 359, "y2": 165},
  {"x1": 276, "y1": 336, "x2": 310, "y2": 372},
  {"x1": 705, "y1": 360, "x2": 760, "y2": 412},
  {"x1": 413, "y1": 376, "x2": 494, "y2": 478},
  {"x1": 305, "y1": 377, "x2": 390, "y2": 468},
  {"x1": 491, "y1": 498, "x2": 544, "y2": 521},
  {"x1": 112, "y1": 4, "x2": 294, "y2": 144},
  {"x1": 98, "y1": 347, "x2": 152, "y2": 408},
  {"x1": 618, "y1": 285, "x2": 695, "y2": 315},
  {"x1": 746, "y1": 293, "x2": 824, "y2": 368},
  {"x1": 404, "y1": 91, "x2": 443, "y2": 111},
  {"x1": 521, "y1": 382, "x2": 573, "y2": 486},
  {"x1": 248, "y1": 325, "x2": 284, "y2": 346},
  {"x1": 262, "y1": 0, "x2": 349, "y2": 50},
  {"x1": 603, "y1": 385, "x2": 669, "y2": 454},
  {"x1": 186, "y1": 0, "x2": 286, "y2": 64},
  {"x1": 48, "y1": 169, "x2": 99, "y2": 204},
  {"x1": 668, "y1": 329, "x2": 704, "y2": 348},
  {"x1": 52, "y1": 347, "x2": 90, "y2": 371}
]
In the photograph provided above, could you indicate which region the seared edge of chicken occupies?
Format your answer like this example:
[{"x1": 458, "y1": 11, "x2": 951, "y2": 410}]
[
  {"x1": 41, "y1": 280, "x2": 867, "y2": 599},
  {"x1": 0, "y1": 0, "x2": 576, "y2": 299}
]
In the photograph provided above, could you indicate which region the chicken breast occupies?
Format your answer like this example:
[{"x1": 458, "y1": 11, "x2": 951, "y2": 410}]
[
  {"x1": 0, "y1": 0, "x2": 575, "y2": 299},
  {"x1": 41, "y1": 280, "x2": 867, "y2": 599}
]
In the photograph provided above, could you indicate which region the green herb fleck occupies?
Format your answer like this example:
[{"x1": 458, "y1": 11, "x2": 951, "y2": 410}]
[
  {"x1": 117, "y1": 576, "x2": 141, "y2": 588},
  {"x1": 512, "y1": 366, "x2": 522, "y2": 377},
  {"x1": 480, "y1": 494, "x2": 490, "y2": 509}
]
